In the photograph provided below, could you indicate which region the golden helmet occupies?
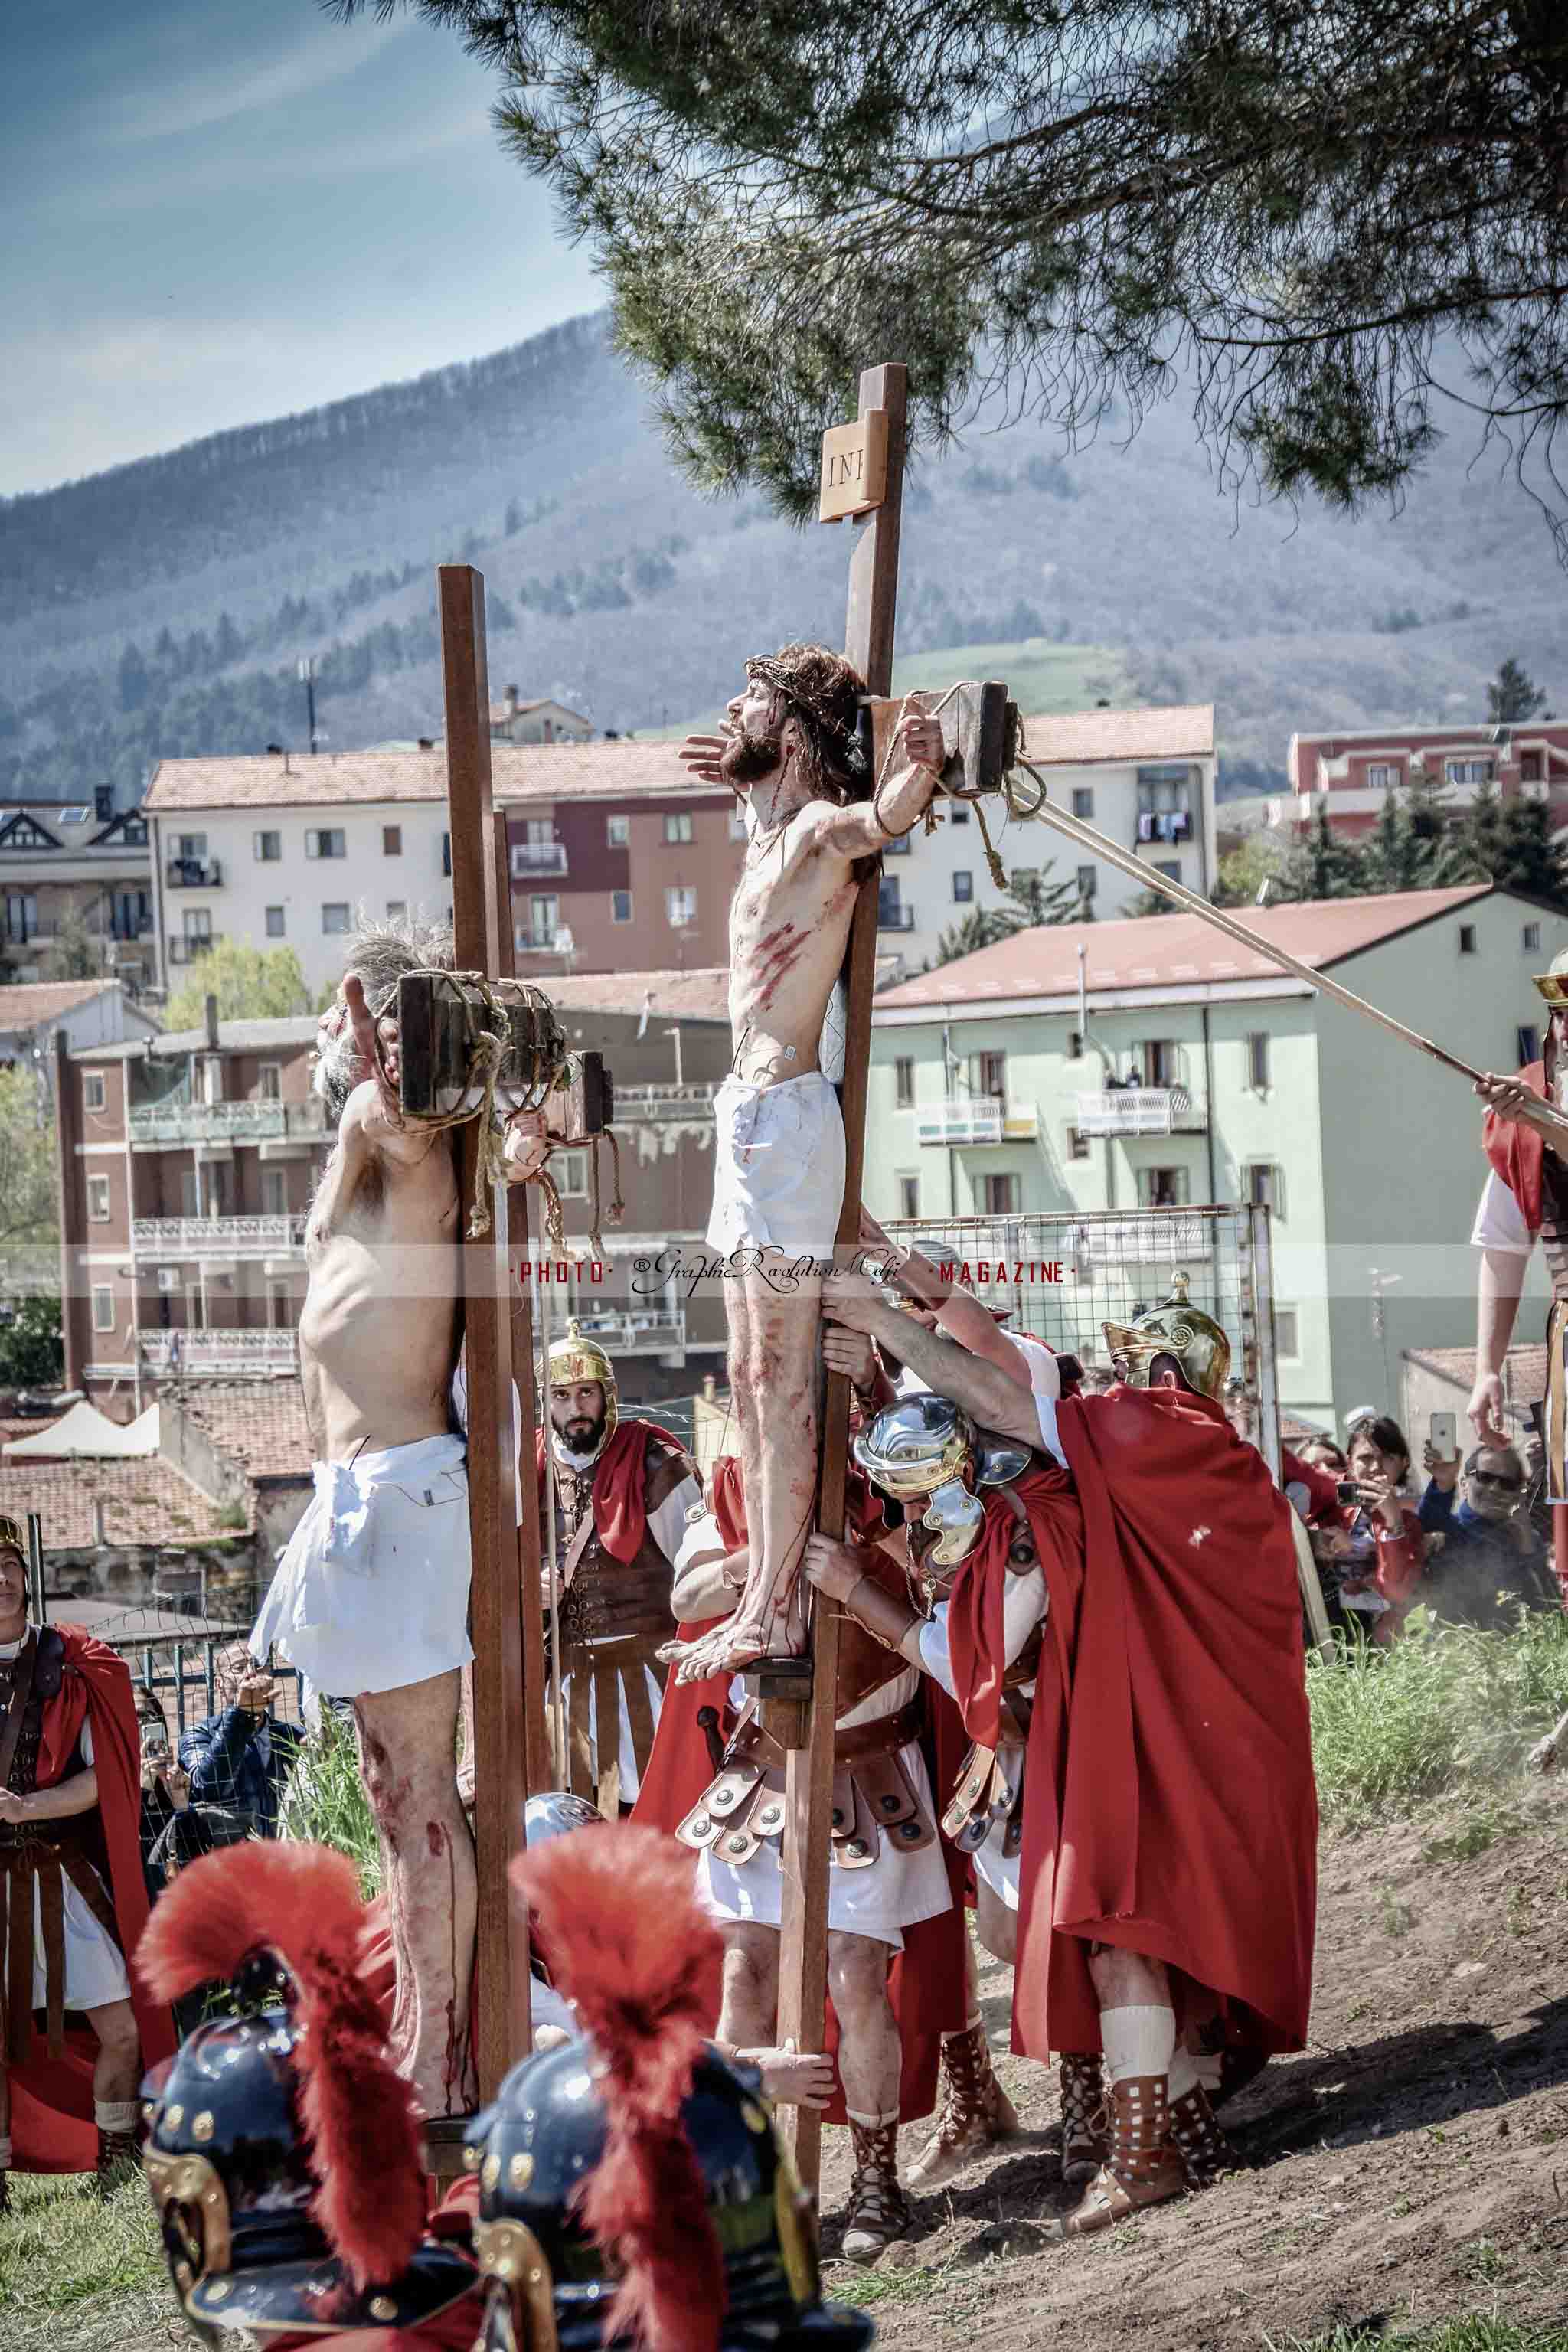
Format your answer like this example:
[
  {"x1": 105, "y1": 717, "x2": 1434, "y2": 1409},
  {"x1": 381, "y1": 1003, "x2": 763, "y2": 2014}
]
[
  {"x1": 542, "y1": 1320, "x2": 619, "y2": 1456},
  {"x1": 0, "y1": 1514, "x2": 24, "y2": 1559},
  {"x1": 1534, "y1": 946, "x2": 1568, "y2": 1008},
  {"x1": 1102, "y1": 1272, "x2": 1231, "y2": 1401}
]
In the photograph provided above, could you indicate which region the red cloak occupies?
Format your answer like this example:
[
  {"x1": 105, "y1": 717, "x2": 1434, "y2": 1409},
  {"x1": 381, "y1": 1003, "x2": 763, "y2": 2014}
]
[
  {"x1": 1483, "y1": 1060, "x2": 1547, "y2": 1233},
  {"x1": 946, "y1": 1391, "x2": 1318, "y2": 2063},
  {"x1": 632, "y1": 1457, "x2": 967, "y2": 2125},
  {"x1": 12, "y1": 1624, "x2": 176, "y2": 2174},
  {"x1": 534, "y1": 1415, "x2": 689, "y2": 1567}
]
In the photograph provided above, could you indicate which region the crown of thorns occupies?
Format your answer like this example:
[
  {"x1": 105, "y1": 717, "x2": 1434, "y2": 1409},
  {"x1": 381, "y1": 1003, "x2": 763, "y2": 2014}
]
[{"x1": 745, "y1": 647, "x2": 867, "y2": 768}]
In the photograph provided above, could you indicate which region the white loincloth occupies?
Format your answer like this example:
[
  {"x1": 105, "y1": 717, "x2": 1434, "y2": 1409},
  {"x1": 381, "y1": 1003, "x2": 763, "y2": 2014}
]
[
  {"x1": 918, "y1": 1571, "x2": 1047, "y2": 1914},
  {"x1": 695, "y1": 1666, "x2": 952, "y2": 1950},
  {"x1": 250, "y1": 1433, "x2": 472, "y2": 1699},
  {"x1": 705, "y1": 1072, "x2": 845, "y2": 1259},
  {"x1": 0, "y1": 1658, "x2": 133, "y2": 2012}
]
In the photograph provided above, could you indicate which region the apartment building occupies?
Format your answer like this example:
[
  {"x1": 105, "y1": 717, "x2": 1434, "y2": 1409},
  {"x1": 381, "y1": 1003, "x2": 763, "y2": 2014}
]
[
  {"x1": 142, "y1": 743, "x2": 745, "y2": 998},
  {"x1": 864, "y1": 883, "x2": 1566, "y2": 1428},
  {"x1": 1284, "y1": 722, "x2": 1568, "y2": 841},
  {"x1": 490, "y1": 688, "x2": 596, "y2": 746},
  {"x1": 873, "y1": 702, "x2": 1217, "y2": 977},
  {"x1": 0, "y1": 798, "x2": 155, "y2": 991},
  {"x1": 1, "y1": 978, "x2": 159, "y2": 1070}
]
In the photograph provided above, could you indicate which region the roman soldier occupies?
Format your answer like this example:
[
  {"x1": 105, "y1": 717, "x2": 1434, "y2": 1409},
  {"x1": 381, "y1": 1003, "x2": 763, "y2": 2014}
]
[
  {"x1": 814, "y1": 1276, "x2": 1319, "y2": 2237},
  {"x1": 0, "y1": 1513, "x2": 174, "y2": 2202},
  {"x1": 537, "y1": 1321, "x2": 703, "y2": 1812},
  {"x1": 1472, "y1": 946, "x2": 1568, "y2": 1606}
]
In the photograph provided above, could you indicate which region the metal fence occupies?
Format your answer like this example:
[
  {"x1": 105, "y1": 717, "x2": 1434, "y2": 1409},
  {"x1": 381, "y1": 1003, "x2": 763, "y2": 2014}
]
[
  {"x1": 881, "y1": 1203, "x2": 1283, "y2": 1478},
  {"x1": 116, "y1": 1629, "x2": 308, "y2": 1742}
]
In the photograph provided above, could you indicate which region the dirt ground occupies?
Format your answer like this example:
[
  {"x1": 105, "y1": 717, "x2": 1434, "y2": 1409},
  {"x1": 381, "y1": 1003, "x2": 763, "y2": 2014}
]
[{"x1": 812, "y1": 1792, "x2": 1568, "y2": 2349}]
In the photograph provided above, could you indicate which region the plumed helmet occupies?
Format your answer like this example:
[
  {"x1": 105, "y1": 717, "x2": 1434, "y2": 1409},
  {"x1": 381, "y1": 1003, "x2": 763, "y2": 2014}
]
[
  {"x1": 1102, "y1": 1272, "x2": 1231, "y2": 1400},
  {"x1": 472, "y1": 1824, "x2": 874, "y2": 2352},
  {"x1": 523, "y1": 1790, "x2": 603, "y2": 1847},
  {"x1": 1533, "y1": 946, "x2": 1568, "y2": 1007},
  {"x1": 136, "y1": 1847, "x2": 479, "y2": 2347},
  {"x1": 543, "y1": 1320, "x2": 618, "y2": 1459}
]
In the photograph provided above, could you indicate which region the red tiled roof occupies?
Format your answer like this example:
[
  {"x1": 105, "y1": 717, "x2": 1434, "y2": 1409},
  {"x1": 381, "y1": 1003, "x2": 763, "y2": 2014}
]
[
  {"x1": 1018, "y1": 704, "x2": 1214, "y2": 767},
  {"x1": 145, "y1": 743, "x2": 727, "y2": 814},
  {"x1": 1403, "y1": 1341, "x2": 1549, "y2": 1400},
  {"x1": 0, "y1": 979, "x2": 133, "y2": 1030},
  {"x1": 874, "y1": 886, "x2": 1495, "y2": 1009},
  {"x1": 0, "y1": 1455, "x2": 236, "y2": 1549},
  {"x1": 545, "y1": 969, "x2": 732, "y2": 1022},
  {"x1": 175, "y1": 1380, "x2": 314, "y2": 1484}
]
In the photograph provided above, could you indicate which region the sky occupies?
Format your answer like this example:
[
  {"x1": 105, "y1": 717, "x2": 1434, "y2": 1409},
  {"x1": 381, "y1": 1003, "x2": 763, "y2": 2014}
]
[{"x1": 0, "y1": 0, "x2": 602, "y2": 497}]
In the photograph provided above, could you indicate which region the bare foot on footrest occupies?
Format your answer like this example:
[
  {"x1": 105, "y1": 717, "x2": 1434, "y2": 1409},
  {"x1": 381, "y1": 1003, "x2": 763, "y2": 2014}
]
[{"x1": 661, "y1": 1615, "x2": 794, "y2": 1684}]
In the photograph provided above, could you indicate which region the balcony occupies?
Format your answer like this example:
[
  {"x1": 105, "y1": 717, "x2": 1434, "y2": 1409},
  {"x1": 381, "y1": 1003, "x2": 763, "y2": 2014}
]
[
  {"x1": 167, "y1": 933, "x2": 224, "y2": 965},
  {"x1": 1075, "y1": 1214, "x2": 1215, "y2": 1263},
  {"x1": 877, "y1": 903, "x2": 916, "y2": 932},
  {"x1": 129, "y1": 1099, "x2": 327, "y2": 1148},
  {"x1": 566, "y1": 1306, "x2": 686, "y2": 1357},
  {"x1": 914, "y1": 1098, "x2": 1040, "y2": 1146},
  {"x1": 140, "y1": 1329, "x2": 299, "y2": 1377},
  {"x1": 165, "y1": 858, "x2": 224, "y2": 889},
  {"x1": 511, "y1": 842, "x2": 569, "y2": 877},
  {"x1": 610, "y1": 1083, "x2": 719, "y2": 1119},
  {"x1": 1075, "y1": 1088, "x2": 1207, "y2": 1137},
  {"x1": 1133, "y1": 813, "x2": 1193, "y2": 851},
  {"x1": 132, "y1": 1214, "x2": 309, "y2": 1259}
]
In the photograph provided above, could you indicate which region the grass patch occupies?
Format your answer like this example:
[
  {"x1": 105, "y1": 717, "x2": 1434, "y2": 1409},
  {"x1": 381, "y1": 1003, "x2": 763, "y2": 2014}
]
[
  {"x1": 277, "y1": 1708, "x2": 380, "y2": 1896},
  {"x1": 0, "y1": 2171, "x2": 167, "y2": 2350},
  {"x1": 828, "y1": 2256, "x2": 957, "y2": 2310},
  {"x1": 1269, "y1": 2328, "x2": 1568, "y2": 2352},
  {"x1": 1306, "y1": 1610, "x2": 1568, "y2": 1829},
  {"x1": 652, "y1": 638, "x2": 1135, "y2": 740}
]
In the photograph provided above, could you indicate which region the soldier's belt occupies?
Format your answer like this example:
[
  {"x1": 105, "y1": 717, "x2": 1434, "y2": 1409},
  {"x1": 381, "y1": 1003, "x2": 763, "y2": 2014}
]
[{"x1": 677, "y1": 1697, "x2": 933, "y2": 1871}]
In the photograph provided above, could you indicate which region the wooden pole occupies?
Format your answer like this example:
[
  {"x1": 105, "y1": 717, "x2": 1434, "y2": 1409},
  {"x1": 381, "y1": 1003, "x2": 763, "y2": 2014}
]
[
  {"x1": 776, "y1": 362, "x2": 908, "y2": 2189},
  {"x1": 438, "y1": 565, "x2": 531, "y2": 2102}
]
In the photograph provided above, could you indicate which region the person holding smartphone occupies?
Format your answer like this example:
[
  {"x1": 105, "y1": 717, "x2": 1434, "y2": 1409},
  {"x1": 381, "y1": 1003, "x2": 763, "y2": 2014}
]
[
  {"x1": 137, "y1": 1697, "x2": 214, "y2": 1898},
  {"x1": 1318, "y1": 1415, "x2": 1425, "y2": 1642},
  {"x1": 178, "y1": 1644, "x2": 302, "y2": 1840},
  {"x1": 1418, "y1": 1430, "x2": 1557, "y2": 1629}
]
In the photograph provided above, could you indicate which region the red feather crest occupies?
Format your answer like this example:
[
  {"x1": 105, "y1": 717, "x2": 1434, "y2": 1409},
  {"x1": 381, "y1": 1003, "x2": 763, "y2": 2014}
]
[
  {"x1": 136, "y1": 1841, "x2": 425, "y2": 2292},
  {"x1": 511, "y1": 1824, "x2": 725, "y2": 2352}
]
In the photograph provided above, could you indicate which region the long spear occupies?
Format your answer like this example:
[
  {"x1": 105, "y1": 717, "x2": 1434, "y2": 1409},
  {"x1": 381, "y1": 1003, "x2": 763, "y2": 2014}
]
[{"x1": 1001, "y1": 766, "x2": 1568, "y2": 1146}]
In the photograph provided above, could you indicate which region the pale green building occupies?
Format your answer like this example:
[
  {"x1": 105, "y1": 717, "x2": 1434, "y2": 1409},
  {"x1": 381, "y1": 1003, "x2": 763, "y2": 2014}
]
[{"x1": 865, "y1": 884, "x2": 1566, "y2": 1432}]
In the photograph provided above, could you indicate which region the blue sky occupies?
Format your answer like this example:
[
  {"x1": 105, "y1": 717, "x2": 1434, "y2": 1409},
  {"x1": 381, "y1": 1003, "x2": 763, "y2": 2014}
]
[{"x1": 0, "y1": 0, "x2": 601, "y2": 495}]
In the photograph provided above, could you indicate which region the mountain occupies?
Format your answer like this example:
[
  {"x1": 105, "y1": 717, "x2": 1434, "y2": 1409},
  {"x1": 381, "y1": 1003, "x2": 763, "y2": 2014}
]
[{"x1": 2, "y1": 310, "x2": 1563, "y2": 807}]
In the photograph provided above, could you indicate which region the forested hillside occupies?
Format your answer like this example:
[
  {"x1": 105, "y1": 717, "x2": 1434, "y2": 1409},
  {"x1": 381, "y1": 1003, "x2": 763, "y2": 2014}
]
[{"x1": 2, "y1": 312, "x2": 1562, "y2": 808}]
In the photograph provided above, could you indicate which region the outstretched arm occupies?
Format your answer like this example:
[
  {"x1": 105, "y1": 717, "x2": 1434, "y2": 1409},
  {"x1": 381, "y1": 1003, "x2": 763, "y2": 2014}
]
[
  {"x1": 337, "y1": 976, "x2": 446, "y2": 1171},
  {"x1": 860, "y1": 1208, "x2": 1027, "y2": 1382},
  {"x1": 808, "y1": 712, "x2": 946, "y2": 858},
  {"x1": 823, "y1": 1279, "x2": 1040, "y2": 1448}
]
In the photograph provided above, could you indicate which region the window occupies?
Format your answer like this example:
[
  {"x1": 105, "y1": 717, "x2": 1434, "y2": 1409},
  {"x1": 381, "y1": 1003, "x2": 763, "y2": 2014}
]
[
  {"x1": 606, "y1": 815, "x2": 630, "y2": 848},
  {"x1": 258, "y1": 1063, "x2": 282, "y2": 1102},
  {"x1": 1140, "y1": 1166, "x2": 1189, "y2": 1208},
  {"x1": 728, "y1": 809, "x2": 749, "y2": 841},
  {"x1": 91, "y1": 1286, "x2": 115, "y2": 1333},
  {"x1": 969, "y1": 1050, "x2": 1007, "y2": 1099},
  {"x1": 261, "y1": 1167, "x2": 287, "y2": 1214},
  {"x1": 898, "y1": 1176, "x2": 920, "y2": 1219},
  {"x1": 1459, "y1": 924, "x2": 1478, "y2": 954},
  {"x1": 83, "y1": 1072, "x2": 106, "y2": 1112},
  {"x1": 184, "y1": 907, "x2": 212, "y2": 943},
  {"x1": 1365, "y1": 763, "x2": 1397, "y2": 792},
  {"x1": 1135, "y1": 764, "x2": 1194, "y2": 841},
  {"x1": 253, "y1": 829, "x2": 282, "y2": 861},
  {"x1": 386, "y1": 900, "x2": 407, "y2": 920},
  {"x1": 1154, "y1": 859, "x2": 1182, "y2": 882},
  {"x1": 441, "y1": 832, "x2": 452, "y2": 877},
  {"x1": 1521, "y1": 751, "x2": 1544, "y2": 783},
  {"x1": 554, "y1": 1149, "x2": 588, "y2": 1199},
  {"x1": 1519, "y1": 1024, "x2": 1542, "y2": 1067},
  {"x1": 978, "y1": 1173, "x2": 1021, "y2": 1217},
  {"x1": 952, "y1": 871, "x2": 974, "y2": 903},
  {"x1": 664, "y1": 812, "x2": 694, "y2": 844},
  {"x1": 610, "y1": 890, "x2": 633, "y2": 924},
  {"x1": 1076, "y1": 865, "x2": 1097, "y2": 900},
  {"x1": 894, "y1": 1057, "x2": 915, "y2": 1108},
  {"x1": 1142, "y1": 1039, "x2": 1182, "y2": 1088},
  {"x1": 949, "y1": 806, "x2": 970, "y2": 826},
  {"x1": 1072, "y1": 788, "x2": 1094, "y2": 820},
  {"x1": 1245, "y1": 1162, "x2": 1285, "y2": 1215},
  {"x1": 175, "y1": 832, "x2": 207, "y2": 860},
  {"x1": 1247, "y1": 1031, "x2": 1270, "y2": 1091},
  {"x1": 383, "y1": 825, "x2": 403, "y2": 857},
  {"x1": 530, "y1": 894, "x2": 560, "y2": 948},
  {"x1": 665, "y1": 885, "x2": 697, "y2": 928},
  {"x1": 4, "y1": 893, "x2": 38, "y2": 944},
  {"x1": 1524, "y1": 923, "x2": 1542, "y2": 952},
  {"x1": 1068, "y1": 1029, "x2": 1084, "y2": 1060},
  {"x1": 322, "y1": 903, "x2": 351, "y2": 934},
  {"x1": 265, "y1": 906, "x2": 286, "y2": 938},
  {"x1": 87, "y1": 1174, "x2": 111, "y2": 1222},
  {"x1": 1275, "y1": 1305, "x2": 1301, "y2": 1359},
  {"x1": 1067, "y1": 1125, "x2": 1090, "y2": 1161},
  {"x1": 305, "y1": 828, "x2": 346, "y2": 859},
  {"x1": 877, "y1": 879, "x2": 909, "y2": 928},
  {"x1": 1446, "y1": 759, "x2": 1494, "y2": 787}
]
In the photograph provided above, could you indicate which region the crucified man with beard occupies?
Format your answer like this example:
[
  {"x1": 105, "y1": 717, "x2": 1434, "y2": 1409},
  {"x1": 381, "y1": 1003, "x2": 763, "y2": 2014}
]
[
  {"x1": 251, "y1": 916, "x2": 550, "y2": 2121},
  {"x1": 662, "y1": 645, "x2": 944, "y2": 1684}
]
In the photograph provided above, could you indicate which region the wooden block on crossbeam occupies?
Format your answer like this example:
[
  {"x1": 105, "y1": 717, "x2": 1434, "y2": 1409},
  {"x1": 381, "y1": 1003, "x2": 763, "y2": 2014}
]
[
  {"x1": 742, "y1": 1655, "x2": 815, "y2": 1754},
  {"x1": 865, "y1": 681, "x2": 1018, "y2": 803},
  {"x1": 396, "y1": 971, "x2": 612, "y2": 1139}
]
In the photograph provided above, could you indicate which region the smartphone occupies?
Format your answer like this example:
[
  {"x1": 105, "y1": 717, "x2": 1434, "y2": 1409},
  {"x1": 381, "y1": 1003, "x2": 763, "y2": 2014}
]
[
  {"x1": 1429, "y1": 1410, "x2": 1459, "y2": 1459},
  {"x1": 1335, "y1": 1480, "x2": 1359, "y2": 1508}
]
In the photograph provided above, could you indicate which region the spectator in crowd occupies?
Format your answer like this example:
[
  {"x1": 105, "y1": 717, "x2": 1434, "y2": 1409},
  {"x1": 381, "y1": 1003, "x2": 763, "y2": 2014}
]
[
  {"x1": 1418, "y1": 1442, "x2": 1559, "y2": 1628},
  {"x1": 136, "y1": 1696, "x2": 214, "y2": 1900},
  {"x1": 1315, "y1": 1415, "x2": 1425, "y2": 1642},
  {"x1": 179, "y1": 1645, "x2": 302, "y2": 1838},
  {"x1": 1296, "y1": 1436, "x2": 1348, "y2": 1478}
]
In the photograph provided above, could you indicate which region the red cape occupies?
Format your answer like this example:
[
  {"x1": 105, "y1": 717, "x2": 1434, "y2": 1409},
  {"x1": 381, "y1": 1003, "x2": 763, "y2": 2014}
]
[
  {"x1": 13, "y1": 1625, "x2": 177, "y2": 2174},
  {"x1": 947, "y1": 1391, "x2": 1318, "y2": 2063},
  {"x1": 632, "y1": 1456, "x2": 966, "y2": 2126},
  {"x1": 1483, "y1": 1060, "x2": 1547, "y2": 1233},
  {"x1": 534, "y1": 1414, "x2": 688, "y2": 1566}
]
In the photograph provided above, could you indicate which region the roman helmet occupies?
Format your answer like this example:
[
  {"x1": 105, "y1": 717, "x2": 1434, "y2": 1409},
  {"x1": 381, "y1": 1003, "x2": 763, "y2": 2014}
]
[
  {"x1": 136, "y1": 1846, "x2": 480, "y2": 2347},
  {"x1": 1102, "y1": 1271, "x2": 1231, "y2": 1400},
  {"x1": 470, "y1": 1823, "x2": 874, "y2": 2352},
  {"x1": 524, "y1": 1790, "x2": 603, "y2": 1846},
  {"x1": 851, "y1": 1395, "x2": 1031, "y2": 1583},
  {"x1": 1533, "y1": 947, "x2": 1568, "y2": 1096},
  {"x1": 543, "y1": 1320, "x2": 618, "y2": 1462},
  {"x1": 0, "y1": 1514, "x2": 24, "y2": 1559}
]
